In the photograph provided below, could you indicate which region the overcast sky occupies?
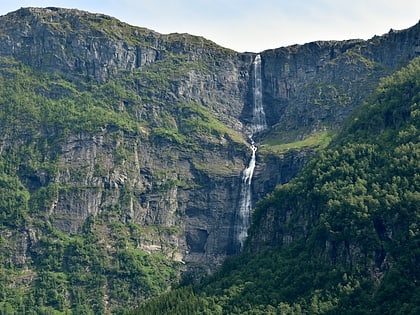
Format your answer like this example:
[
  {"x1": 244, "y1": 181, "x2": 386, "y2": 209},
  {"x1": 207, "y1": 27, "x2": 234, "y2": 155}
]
[{"x1": 0, "y1": 0, "x2": 418, "y2": 52}]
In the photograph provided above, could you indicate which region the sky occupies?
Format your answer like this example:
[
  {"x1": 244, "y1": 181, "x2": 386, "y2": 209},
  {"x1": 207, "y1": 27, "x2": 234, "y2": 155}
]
[{"x1": 0, "y1": 0, "x2": 418, "y2": 52}]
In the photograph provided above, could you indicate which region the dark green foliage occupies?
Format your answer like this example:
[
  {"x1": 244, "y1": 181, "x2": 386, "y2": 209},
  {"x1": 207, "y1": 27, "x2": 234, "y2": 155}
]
[
  {"x1": 0, "y1": 221, "x2": 181, "y2": 314},
  {"x1": 132, "y1": 57, "x2": 420, "y2": 314},
  {"x1": 127, "y1": 286, "x2": 222, "y2": 315},
  {"x1": 0, "y1": 170, "x2": 29, "y2": 226}
]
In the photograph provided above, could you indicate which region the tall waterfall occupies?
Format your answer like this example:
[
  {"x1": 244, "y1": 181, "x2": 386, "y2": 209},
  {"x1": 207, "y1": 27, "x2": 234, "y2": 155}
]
[
  {"x1": 237, "y1": 144, "x2": 257, "y2": 249},
  {"x1": 251, "y1": 54, "x2": 267, "y2": 135},
  {"x1": 235, "y1": 54, "x2": 267, "y2": 251}
]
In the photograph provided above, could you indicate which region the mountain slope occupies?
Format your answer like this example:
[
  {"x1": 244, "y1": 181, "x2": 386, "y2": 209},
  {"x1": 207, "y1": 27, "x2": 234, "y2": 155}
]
[
  {"x1": 132, "y1": 57, "x2": 420, "y2": 314},
  {"x1": 0, "y1": 6, "x2": 419, "y2": 314}
]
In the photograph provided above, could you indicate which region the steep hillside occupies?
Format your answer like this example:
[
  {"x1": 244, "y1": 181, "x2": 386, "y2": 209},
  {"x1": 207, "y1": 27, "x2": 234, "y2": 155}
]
[
  {"x1": 132, "y1": 57, "x2": 420, "y2": 315},
  {"x1": 0, "y1": 6, "x2": 418, "y2": 314}
]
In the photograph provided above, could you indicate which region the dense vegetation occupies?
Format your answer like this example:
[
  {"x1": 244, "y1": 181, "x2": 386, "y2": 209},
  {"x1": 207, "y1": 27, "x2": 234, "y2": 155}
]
[{"x1": 131, "y1": 58, "x2": 419, "y2": 314}]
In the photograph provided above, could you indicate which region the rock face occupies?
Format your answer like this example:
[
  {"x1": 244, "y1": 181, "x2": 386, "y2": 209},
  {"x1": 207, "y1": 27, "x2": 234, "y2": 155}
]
[
  {"x1": 0, "y1": 7, "x2": 160, "y2": 82},
  {"x1": 258, "y1": 25, "x2": 420, "y2": 139},
  {"x1": 0, "y1": 7, "x2": 419, "y2": 309},
  {"x1": 51, "y1": 130, "x2": 246, "y2": 267}
]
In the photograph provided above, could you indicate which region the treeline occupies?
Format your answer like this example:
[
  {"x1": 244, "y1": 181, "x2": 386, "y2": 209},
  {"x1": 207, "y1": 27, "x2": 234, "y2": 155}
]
[{"x1": 131, "y1": 58, "x2": 420, "y2": 314}]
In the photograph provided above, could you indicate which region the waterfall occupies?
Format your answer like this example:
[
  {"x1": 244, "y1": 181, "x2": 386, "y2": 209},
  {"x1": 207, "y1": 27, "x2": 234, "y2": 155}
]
[
  {"x1": 251, "y1": 54, "x2": 267, "y2": 135},
  {"x1": 237, "y1": 144, "x2": 257, "y2": 249},
  {"x1": 235, "y1": 54, "x2": 268, "y2": 251}
]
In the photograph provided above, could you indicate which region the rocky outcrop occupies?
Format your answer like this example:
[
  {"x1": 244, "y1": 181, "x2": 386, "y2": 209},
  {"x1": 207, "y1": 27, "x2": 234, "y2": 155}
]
[
  {"x1": 254, "y1": 148, "x2": 312, "y2": 199},
  {"x1": 256, "y1": 23, "x2": 420, "y2": 140},
  {"x1": 0, "y1": 7, "x2": 160, "y2": 82}
]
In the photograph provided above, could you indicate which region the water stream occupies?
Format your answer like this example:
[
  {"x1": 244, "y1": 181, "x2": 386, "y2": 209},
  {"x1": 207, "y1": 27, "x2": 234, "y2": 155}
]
[{"x1": 235, "y1": 54, "x2": 267, "y2": 251}]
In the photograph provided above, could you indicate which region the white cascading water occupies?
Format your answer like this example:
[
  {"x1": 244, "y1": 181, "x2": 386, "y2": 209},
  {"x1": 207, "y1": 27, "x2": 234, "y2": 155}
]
[
  {"x1": 236, "y1": 54, "x2": 267, "y2": 250},
  {"x1": 251, "y1": 54, "x2": 267, "y2": 136},
  {"x1": 237, "y1": 144, "x2": 257, "y2": 249}
]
